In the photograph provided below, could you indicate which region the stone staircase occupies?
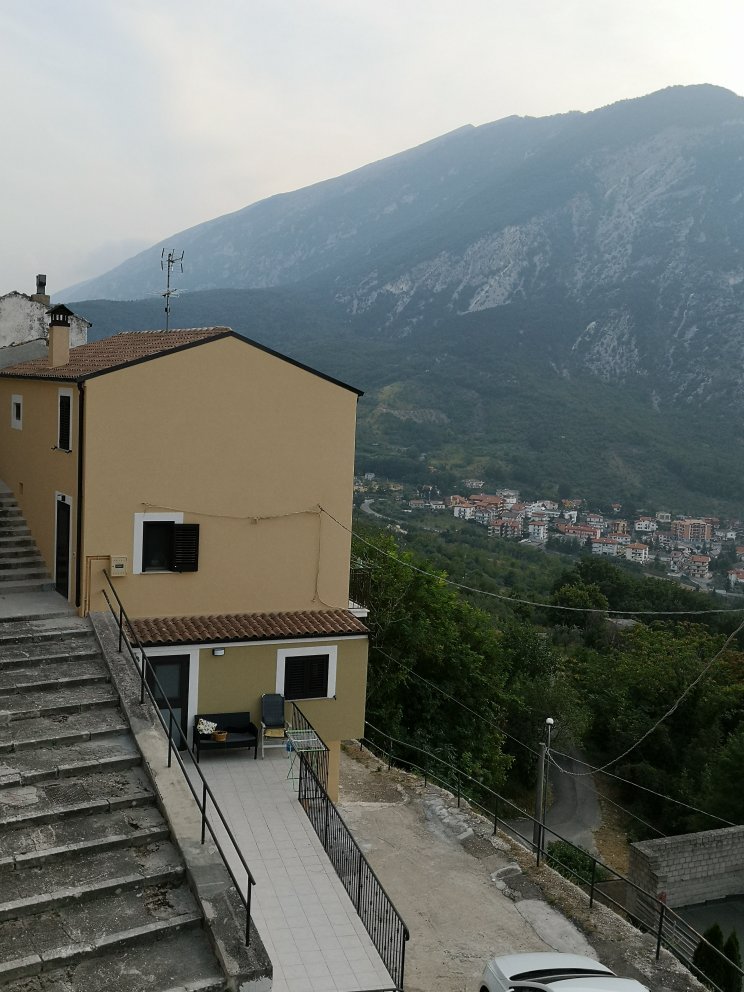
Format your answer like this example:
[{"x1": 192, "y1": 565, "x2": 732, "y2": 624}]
[
  {"x1": 0, "y1": 617, "x2": 233, "y2": 987},
  {"x1": 0, "y1": 489, "x2": 52, "y2": 595}
]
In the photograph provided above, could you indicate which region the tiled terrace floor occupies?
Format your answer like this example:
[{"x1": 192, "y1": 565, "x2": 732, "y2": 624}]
[{"x1": 193, "y1": 747, "x2": 393, "y2": 992}]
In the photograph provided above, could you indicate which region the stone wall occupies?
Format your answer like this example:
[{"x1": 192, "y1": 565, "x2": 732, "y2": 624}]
[{"x1": 628, "y1": 825, "x2": 744, "y2": 921}]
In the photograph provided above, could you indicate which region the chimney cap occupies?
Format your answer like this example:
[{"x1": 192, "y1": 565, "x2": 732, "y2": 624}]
[
  {"x1": 47, "y1": 304, "x2": 74, "y2": 322},
  {"x1": 36, "y1": 274, "x2": 47, "y2": 293}
]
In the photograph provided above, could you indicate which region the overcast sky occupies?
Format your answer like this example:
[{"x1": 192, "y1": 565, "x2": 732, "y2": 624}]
[{"x1": 2, "y1": 0, "x2": 743, "y2": 297}]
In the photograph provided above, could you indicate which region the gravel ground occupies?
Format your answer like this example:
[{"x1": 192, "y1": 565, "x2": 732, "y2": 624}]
[{"x1": 337, "y1": 744, "x2": 706, "y2": 992}]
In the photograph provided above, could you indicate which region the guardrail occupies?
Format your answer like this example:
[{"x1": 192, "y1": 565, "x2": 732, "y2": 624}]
[
  {"x1": 293, "y1": 709, "x2": 409, "y2": 990},
  {"x1": 100, "y1": 571, "x2": 258, "y2": 946},
  {"x1": 363, "y1": 722, "x2": 743, "y2": 992}
]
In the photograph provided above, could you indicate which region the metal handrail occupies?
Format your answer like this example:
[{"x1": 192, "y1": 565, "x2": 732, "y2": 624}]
[
  {"x1": 100, "y1": 571, "x2": 257, "y2": 945},
  {"x1": 363, "y1": 722, "x2": 743, "y2": 992}
]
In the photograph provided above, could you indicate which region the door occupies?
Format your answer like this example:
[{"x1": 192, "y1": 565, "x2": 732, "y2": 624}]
[
  {"x1": 146, "y1": 655, "x2": 190, "y2": 748},
  {"x1": 55, "y1": 495, "x2": 71, "y2": 598}
]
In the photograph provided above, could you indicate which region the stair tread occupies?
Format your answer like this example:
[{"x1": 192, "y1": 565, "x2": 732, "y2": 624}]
[
  {"x1": 0, "y1": 928, "x2": 226, "y2": 991},
  {"x1": 0, "y1": 639, "x2": 100, "y2": 666},
  {"x1": 0, "y1": 838, "x2": 184, "y2": 910},
  {"x1": 0, "y1": 616, "x2": 91, "y2": 642},
  {"x1": 0, "y1": 805, "x2": 166, "y2": 860},
  {"x1": 0, "y1": 708, "x2": 128, "y2": 751},
  {"x1": 0, "y1": 766, "x2": 154, "y2": 826},
  {"x1": 0, "y1": 682, "x2": 119, "y2": 714},
  {"x1": 0, "y1": 735, "x2": 139, "y2": 786},
  {"x1": 0, "y1": 880, "x2": 201, "y2": 969}
]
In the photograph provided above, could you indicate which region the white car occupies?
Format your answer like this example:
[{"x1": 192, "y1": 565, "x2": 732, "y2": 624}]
[{"x1": 480, "y1": 953, "x2": 649, "y2": 992}]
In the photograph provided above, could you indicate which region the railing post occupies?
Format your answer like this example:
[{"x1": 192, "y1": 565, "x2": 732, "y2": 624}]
[
  {"x1": 324, "y1": 792, "x2": 330, "y2": 849},
  {"x1": 246, "y1": 882, "x2": 251, "y2": 946},
  {"x1": 201, "y1": 781, "x2": 207, "y2": 845},
  {"x1": 493, "y1": 799, "x2": 499, "y2": 836},
  {"x1": 356, "y1": 846, "x2": 364, "y2": 911},
  {"x1": 168, "y1": 711, "x2": 173, "y2": 768},
  {"x1": 388, "y1": 736, "x2": 393, "y2": 770},
  {"x1": 656, "y1": 903, "x2": 665, "y2": 959},
  {"x1": 118, "y1": 607, "x2": 123, "y2": 653},
  {"x1": 140, "y1": 652, "x2": 146, "y2": 705},
  {"x1": 456, "y1": 772, "x2": 461, "y2": 808},
  {"x1": 589, "y1": 859, "x2": 597, "y2": 907}
]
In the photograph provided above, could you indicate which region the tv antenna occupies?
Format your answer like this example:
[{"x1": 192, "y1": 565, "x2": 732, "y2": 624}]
[{"x1": 160, "y1": 249, "x2": 184, "y2": 331}]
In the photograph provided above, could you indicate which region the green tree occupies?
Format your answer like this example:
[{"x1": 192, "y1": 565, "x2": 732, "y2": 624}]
[
  {"x1": 723, "y1": 932, "x2": 742, "y2": 992},
  {"x1": 693, "y1": 924, "x2": 726, "y2": 992}
]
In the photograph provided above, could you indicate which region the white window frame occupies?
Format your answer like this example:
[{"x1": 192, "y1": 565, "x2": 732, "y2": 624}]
[
  {"x1": 133, "y1": 511, "x2": 183, "y2": 574},
  {"x1": 136, "y1": 645, "x2": 200, "y2": 747},
  {"x1": 276, "y1": 644, "x2": 337, "y2": 700},
  {"x1": 57, "y1": 388, "x2": 73, "y2": 451},
  {"x1": 10, "y1": 394, "x2": 22, "y2": 430}
]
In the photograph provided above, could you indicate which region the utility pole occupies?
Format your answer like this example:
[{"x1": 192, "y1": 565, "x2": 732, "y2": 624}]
[
  {"x1": 160, "y1": 249, "x2": 184, "y2": 331},
  {"x1": 533, "y1": 717, "x2": 554, "y2": 856}
]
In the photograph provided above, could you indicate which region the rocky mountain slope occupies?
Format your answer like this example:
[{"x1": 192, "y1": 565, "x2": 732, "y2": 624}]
[{"x1": 63, "y1": 85, "x2": 744, "y2": 509}]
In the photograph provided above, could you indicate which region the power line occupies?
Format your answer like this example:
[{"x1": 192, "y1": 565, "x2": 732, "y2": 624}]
[{"x1": 323, "y1": 507, "x2": 744, "y2": 617}]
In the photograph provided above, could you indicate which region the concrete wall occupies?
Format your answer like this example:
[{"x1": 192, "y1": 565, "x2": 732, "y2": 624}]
[
  {"x1": 0, "y1": 293, "x2": 87, "y2": 353},
  {"x1": 628, "y1": 826, "x2": 744, "y2": 918},
  {"x1": 81, "y1": 334, "x2": 357, "y2": 616}
]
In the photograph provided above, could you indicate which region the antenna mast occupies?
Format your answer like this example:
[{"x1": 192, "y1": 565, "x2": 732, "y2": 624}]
[{"x1": 160, "y1": 249, "x2": 184, "y2": 331}]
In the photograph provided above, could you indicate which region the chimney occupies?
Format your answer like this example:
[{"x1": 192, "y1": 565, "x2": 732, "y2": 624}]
[
  {"x1": 47, "y1": 305, "x2": 72, "y2": 367},
  {"x1": 31, "y1": 274, "x2": 50, "y2": 306}
]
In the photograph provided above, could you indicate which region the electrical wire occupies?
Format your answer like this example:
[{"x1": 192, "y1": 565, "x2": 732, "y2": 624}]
[{"x1": 323, "y1": 506, "x2": 744, "y2": 617}]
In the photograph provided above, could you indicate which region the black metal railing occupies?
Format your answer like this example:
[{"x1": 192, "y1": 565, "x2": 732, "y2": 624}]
[
  {"x1": 293, "y1": 709, "x2": 409, "y2": 990},
  {"x1": 100, "y1": 572, "x2": 257, "y2": 946},
  {"x1": 289, "y1": 701, "x2": 329, "y2": 790},
  {"x1": 363, "y1": 722, "x2": 743, "y2": 992}
]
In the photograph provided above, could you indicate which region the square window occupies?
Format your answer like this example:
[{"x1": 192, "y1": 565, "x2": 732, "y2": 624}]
[
  {"x1": 283, "y1": 654, "x2": 330, "y2": 701},
  {"x1": 141, "y1": 520, "x2": 200, "y2": 572}
]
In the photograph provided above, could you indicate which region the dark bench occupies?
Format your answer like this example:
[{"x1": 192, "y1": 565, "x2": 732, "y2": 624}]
[{"x1": 194, "y1": 712, "x2": 259, "y2": 762}]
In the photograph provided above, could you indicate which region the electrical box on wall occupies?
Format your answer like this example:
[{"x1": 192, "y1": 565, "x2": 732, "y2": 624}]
[{"x1": 110, "y1": 556, "x2": 128, "y2": 577}]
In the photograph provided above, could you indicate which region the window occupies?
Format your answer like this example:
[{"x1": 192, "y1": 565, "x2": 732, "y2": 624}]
[
  {"x1": 57, "y1": 389, "x2": 72, "y2": 451},
  {"x1": 134, "y1": 512, "x2": 199, "y2": 574},
  {"x1": 284, "y1": 654, "x2": 329, "y2": 700},
  {"x1": 276, "y1": 645, "x2": 337, "y2": 701},
  {"x1": 10, "y1": 395, "x2": 22, "y2": 430},
  {"x1": 142, "y1": 521, "x2": 200, "y2": 572}
]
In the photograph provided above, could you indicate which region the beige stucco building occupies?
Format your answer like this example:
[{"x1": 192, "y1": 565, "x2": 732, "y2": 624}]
[{"x1": 0, "y1": 315, "x2": 367, "y2": 797}]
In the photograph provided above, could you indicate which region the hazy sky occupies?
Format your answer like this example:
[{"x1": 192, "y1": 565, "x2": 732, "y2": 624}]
[{"x1": 2, "y1": 0, "x2": 743, "y2": 297}]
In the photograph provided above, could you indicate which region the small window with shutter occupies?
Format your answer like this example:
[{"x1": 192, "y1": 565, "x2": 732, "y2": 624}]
[
  {"x1": 142, "y1": 521, "x2": 199, "y2": 572},
  {"x1": 283, "y1": 654, "x2": 330, "y2": 701},
  {"x1": 57, "y1": 390, "x2": 72, "y2": 451}
]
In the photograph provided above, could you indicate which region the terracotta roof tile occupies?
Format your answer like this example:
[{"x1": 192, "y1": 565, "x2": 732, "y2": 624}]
[
  {"x1": 130, "y1": 609, "x2": 368, "y2": 647},
  {"x1": 0, "y1": 327, "x2": 230, "y2": 380}
]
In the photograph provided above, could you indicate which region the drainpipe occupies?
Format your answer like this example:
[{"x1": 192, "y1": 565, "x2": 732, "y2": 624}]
[{"x1": 75, "y1": 381, "x2": 84, "y2": 610}]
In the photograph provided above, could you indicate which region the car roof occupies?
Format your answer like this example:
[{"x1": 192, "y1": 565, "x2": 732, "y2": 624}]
[
  {"x1": 515, "y1": 979, "x2": 648, "y2": 992},
  {"x1": 491, "y1": 954, "x2": 614, "y2": 981}
]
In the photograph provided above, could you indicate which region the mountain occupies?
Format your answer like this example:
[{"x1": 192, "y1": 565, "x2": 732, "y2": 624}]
[{"x1": 64, "y1": 85, "x2": 744, "y2": 512}]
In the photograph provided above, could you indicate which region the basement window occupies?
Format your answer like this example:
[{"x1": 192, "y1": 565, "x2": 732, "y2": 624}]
[
  {"x1": 276, "y1": 645, "x2": 337, "y2": 701},
  {"x1": 10, "y1": 395, "x2": 22, "y2": 430}
]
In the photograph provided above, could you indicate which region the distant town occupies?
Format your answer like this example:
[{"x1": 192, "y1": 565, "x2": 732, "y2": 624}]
[{"x1": 355, "y1": 475, "x2": 744, "y2": 593}]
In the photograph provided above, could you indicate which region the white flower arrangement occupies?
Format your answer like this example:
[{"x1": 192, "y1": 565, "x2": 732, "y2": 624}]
[{"x1": 197, "y1": 718, "x2": 217, "y2": 735}]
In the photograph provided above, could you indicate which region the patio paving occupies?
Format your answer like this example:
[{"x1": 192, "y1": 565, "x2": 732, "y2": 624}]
[{"x1": 192, "y1": 747, "x2": 394, "y2": 992}]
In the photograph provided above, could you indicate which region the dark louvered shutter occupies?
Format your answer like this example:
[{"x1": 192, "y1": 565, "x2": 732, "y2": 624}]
[
  {"x1": 284, "y1": 655, "x2": 329, "y2": 700},
  {"x1": 58, "y1": 395, "x2": 71, "y2": 451},
  {"x1": 172, "y1": 523, "x2": 200, "y2": 572}
]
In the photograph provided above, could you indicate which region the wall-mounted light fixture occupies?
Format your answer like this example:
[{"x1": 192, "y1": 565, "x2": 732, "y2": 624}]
[{"x1": 212, "y1": 648, "x2": 225, "y2": 657}]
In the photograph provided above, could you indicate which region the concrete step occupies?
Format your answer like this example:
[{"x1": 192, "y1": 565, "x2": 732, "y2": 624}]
[
  {"x1": 0, "y1": 734, "x2": 139, "y2": 788},
  {"x1": 0, "y1": 638, "x2": 101, "y2": 670},
  {"x1": 0, "y1": 766, "x2": 155, "y2": 828},
  {"x1": 0, "y1": 562, "x2": 49, "y2": 579},
  {"x1": 0, "y1": 837, "x2": 185, "y2": 919},
  {"x1": 0, "y1": 577, "x2": 54, "y2": 594},
  {"x1": 0, "y1": 883, "x2": 204, "y2": 983},
  {"x1": 0, "y1": 657, "x2": 110, "y2": 693},
  {"x1": 0, "y1": 927, "x2": 228, "y2": 991},
  {"x1": 0, "y1": 615, "x2": 91, "y2": 642},
  {"x1": 0, "y1": 538, "x2": 36, "y2": 553},
  {"x1": 0, "y1": 554, "x2": 45, "y2": 571},
  {"x1": 0, "y1": 708, "x2": 129, "y2": 754},
  {"x1": 0, "y1": 681, "x2": 119, "y2": 720},
  {"x1": 0, "y1": 805, "x2": 168, "y2": 864}
]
